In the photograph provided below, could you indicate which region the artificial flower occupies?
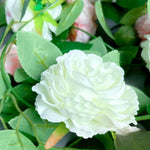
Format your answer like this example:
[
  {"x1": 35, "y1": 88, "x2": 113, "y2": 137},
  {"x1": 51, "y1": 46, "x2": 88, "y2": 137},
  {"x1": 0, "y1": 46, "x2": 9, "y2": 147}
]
[
  {"x1": 135, "y1": 13, "x2": 150, "y2": 40},
  {"x1": 32, "y1": 50, "x2": 139, "y2": 139},
  {"x1": 140, "y1": 34, "x2": 150, "y2": 71},
  {"x1": 0, "y1": 44, "x2": 21, "y2": 75},
  {"x1": 67, "y1": 0, "x2": 97, "y2": 43},
  {"x1": 5, "y1": 0, "x2": 62, "y2": 41}
]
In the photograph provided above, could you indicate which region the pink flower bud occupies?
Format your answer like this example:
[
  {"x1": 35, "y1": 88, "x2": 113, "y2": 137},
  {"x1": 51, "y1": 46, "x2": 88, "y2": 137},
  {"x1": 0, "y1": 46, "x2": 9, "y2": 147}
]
[
  {"x1": 0, "y1": 44, "x2": 21, "y2": 75},
  {"x1": 135, "y1": 13, "x2": 150, "y2": 40},
  {"x1": 68, "y1": 0, "x2": 97, "y2": 43}
]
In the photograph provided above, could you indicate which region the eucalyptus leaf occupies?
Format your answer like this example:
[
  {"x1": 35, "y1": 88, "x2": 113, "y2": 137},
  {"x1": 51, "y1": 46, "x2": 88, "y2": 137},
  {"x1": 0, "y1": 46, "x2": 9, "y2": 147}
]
[
  {"x1": 16, "y1": 31, "x2": 62, "y2": 81},
  {"x1": 95, "y1": 0, "x2": 114, "y2": 39},
  {"x1": 56, "y1": 0, "x2": 83, "y2": 35},
  {"x1": 0, "y1": 130, "x2": 36, "y2": 150},
  {"x1": 89, "y1": 37, "x2": 107, "y2": 56},
  {"x1": 115, "y1": 129, "x2": 150, "y2": 150},
  {"x1": 133, "y1": 87, "x2": 150, "y2": 114},
  {"x1": 102, "y1": 50, "x2": 120, "y2": 65},
  {"x1": 117, "y1": 0, "x2": 147, "y2": 9},
  {"x1": 120, "y1": 5, "x2": 147, "y2": 25},
  {"x1": 14, "y1": 68, "x2": 31, "y2": 83},
  {"x1": 9, "y1": 109, "x2": 58, "y2": 144}
]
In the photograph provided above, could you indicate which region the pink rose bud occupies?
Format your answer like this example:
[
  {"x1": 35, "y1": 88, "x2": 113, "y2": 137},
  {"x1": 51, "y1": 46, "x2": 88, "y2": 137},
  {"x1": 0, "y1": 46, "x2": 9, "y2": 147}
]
[
  {"x1": 0, "y1": 44, "x2": 21, "y2": 75},
  {"x1": 135, "y1": 13, "x2": 150, "y2": 40},
  {"x1": 68, "y1": 0, "x2": 97, "y2": 43}
]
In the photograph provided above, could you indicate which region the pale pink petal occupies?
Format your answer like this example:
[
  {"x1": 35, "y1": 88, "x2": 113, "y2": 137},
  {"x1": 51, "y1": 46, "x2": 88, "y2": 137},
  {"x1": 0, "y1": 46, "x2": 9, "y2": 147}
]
[
  {"x1": 135, "y1": 13, "x2": 150, "y2": 40},
  {"x1": 67, "y1": 0, "x2": 97, "y2": 43},
  {"x1": 0, "y1": 44, "x2": 21, "y2": 75}
]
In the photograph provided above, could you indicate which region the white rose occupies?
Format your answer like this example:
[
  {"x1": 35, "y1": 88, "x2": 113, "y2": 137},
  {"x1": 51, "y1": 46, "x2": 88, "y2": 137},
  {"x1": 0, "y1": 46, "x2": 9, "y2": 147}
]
[
  {"x1": 32, "y1": 50, "x2": 139, "y2": 138},
  {"x1": 141, "y1": 35, "x2": 150, "y2": 71},
  {"x1": 5, "y1": 0, "x2": 62, "y2": 41}
]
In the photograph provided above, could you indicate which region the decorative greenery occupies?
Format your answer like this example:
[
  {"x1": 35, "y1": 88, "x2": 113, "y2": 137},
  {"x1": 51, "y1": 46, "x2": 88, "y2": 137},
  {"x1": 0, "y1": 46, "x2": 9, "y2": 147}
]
[{"x1": 1, "y1": 0, "x2": 150, "y2": 150}]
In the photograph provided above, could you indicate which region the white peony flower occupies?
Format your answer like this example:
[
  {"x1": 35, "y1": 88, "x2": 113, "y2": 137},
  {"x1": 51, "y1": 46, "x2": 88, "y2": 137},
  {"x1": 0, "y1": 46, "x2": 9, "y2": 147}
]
[
  {"x1": 32, "y1": 50, "x2": 139, "y2": 139},
  {"x1": 141, "y1": 35, "x2": 150, "y2": 71},
  {"x1": 5, "y1": 0, "x2": 62, "y2": 41}
]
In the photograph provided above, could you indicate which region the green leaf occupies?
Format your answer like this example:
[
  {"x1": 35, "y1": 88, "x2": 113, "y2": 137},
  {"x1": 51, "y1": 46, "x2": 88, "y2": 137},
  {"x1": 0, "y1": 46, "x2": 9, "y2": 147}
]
[
  {"x1": 147, "y1": 104, "x2": 150, "y2": 114},
  {"x1": 45, "y1": 123, "x2": 69, "y2": 149},
  {"x1": 53, "y1": 40, "x2": 92, "y2": 54},
  {"x1": 120, "y1": 5, "x2": 147, "y2": 25},
  {"x1": 89, "y1": 37, "x2": 107, "y2": 56},
  {"x1": 0, "y1": 70, "x2": 7, "y2": 99},
  {"x1": 42, "y1": 12, "x2": 58, "y2": 27},
  {"x1": 94, "y1": 133, "x2": 115, "y2": 150},
  {"x1": 0, "y1": 130, "x2": 36, "y2": 150},
  {"x1": 115, "y1": 129, "x2": 150, "y2": 150},
  {"x1": 1, "y1": 83, "x2": 36, "y2": 115},
  {"x1": 148, "y1": 0, "x2": 150, "y2": 16},
  {"x1": 133, "y1": 87, "x2": 150, "y2": 114},
  {"x1": 117, "y1": 0, "x2": 147, "y2": 9},
  {"x1": 56, "y1": 0, "x2": 84, "y2": 35},
  {"x1": 14, "y1": 68, "x2": 32, "y2": 83},
  {"x1": 0, "y1": 0, "x2": 6, "y2": 26},
  {"x1": 16, "y1": 31, "x2": 62, "y2": 81},
  {"x1": 95, "y1": 0, "x2": 114, "y2": 39},
  {"x1": 102, "y1": 50, "x2": 120, "y2": 65},
  {"x1": 119, "y1": 46, "x2": 139, "y2": 67},
  {"x1": 102, "y1": 2, "x2": 124, "y2": 23},
  {"x1": 115, "y1": 25, "x2": 138, "y2": 46},
  {"x1": 34, "y1": 15, "x2": 43, "y2": 35},
  {"x1": 9, "y1": 109, "x2": 58, "y2": 144}
]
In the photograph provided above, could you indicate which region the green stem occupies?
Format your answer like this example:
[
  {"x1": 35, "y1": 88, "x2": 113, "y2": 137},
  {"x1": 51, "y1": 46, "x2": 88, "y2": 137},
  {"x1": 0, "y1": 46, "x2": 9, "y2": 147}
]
[
  {"x1": 68, "y1": 137, "x2": 82, "y2": 147},
  {"x1": 73, "y1": 26, "x2": 96, "y2": 39},
  {"x1": 9, "y1": 93, "x2": 43, "y2": 145},
  {"x1": 73, "y1": 26, "x2": 114, "y2": 50},
  {"x1": 0, "y1": 116, "x2": 8, "y2": 129},
  {"x1": 136, "y1": 115, "x2": 150, "y2": 121},
  {"x1": 15, "y1": 115, "x2": 24, "y2": 150},
  {"x1": 0, "y1": 1, "x2": 60, "y2": 108},
  {"x1": 0, "y1": 20, "x2": 14, "y2": 46}
]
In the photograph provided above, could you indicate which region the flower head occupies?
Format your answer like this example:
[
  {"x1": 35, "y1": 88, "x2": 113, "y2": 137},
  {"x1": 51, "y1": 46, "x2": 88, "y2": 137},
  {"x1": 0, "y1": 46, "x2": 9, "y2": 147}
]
[
  {"x1": 32, "y1": 50, "x2": 139, "y2": 138},
  {"x1": 0, "y1": 44, "x2": 21, "y2": 75},
  {"x1": 67, "y1": 0, "x2": 97, "y2": 43},
  {"x1": 5, "y1": 0, "x2": 62, "y2": 41},
  {"x1": 135, "y1": 13, "x2": 150, "y2": 40}
]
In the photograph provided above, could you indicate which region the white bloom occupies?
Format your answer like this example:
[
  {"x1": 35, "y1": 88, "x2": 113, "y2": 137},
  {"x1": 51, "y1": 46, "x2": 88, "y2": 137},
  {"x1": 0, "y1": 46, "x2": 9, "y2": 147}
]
[
  {"x1": 32, "y1": 50, "x2": 139, "y2": 139},
  {"x1": 141, "y1": 35, "x2": 150, "y2": 71},
  {"x1": 5, "y1": 0, "x2": 62, "y2": 41}
]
